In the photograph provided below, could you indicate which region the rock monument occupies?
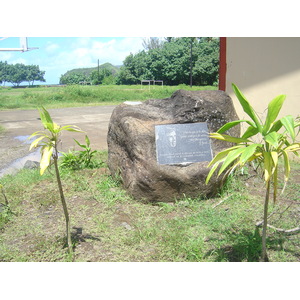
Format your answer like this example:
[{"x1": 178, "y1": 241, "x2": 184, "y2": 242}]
[{"x1": 107, "y1": 89, "x2": 240, "y2": 202}]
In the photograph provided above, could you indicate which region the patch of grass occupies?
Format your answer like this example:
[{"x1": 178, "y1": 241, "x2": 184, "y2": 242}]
[
  {"x1": 0, "y1": 85, "x2": 217, "y2": 110},
  {"x1": 0, "y1": 152, "x2": 299, "y2": 262}
]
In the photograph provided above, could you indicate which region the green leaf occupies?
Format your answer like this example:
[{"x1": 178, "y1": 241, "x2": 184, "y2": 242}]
[
  {"x1": 39, "y1": 107, "x2": 54, "y2": 131},
  {"x1": 284, "y1": 143, "x2": 300, "y2": 153},
  {"x1": 29, "y1": 131, "x2": 47, "y2": 139},
  {"x1": 40, "y1": 106, "x2": 53, "y2": 123},
  {"x1": 85, "y1": 135, "x2": 90, "y2": 147},
  {"x1": 239, "y1": 143, "x2": 261, "y2": 164},
  {"x1": 207, "y1": 145, "x2": 242, "y2": 167},
  {"x1": 269, "y1": 119, "x2": 283, "y2": 133},
  {"x1": 281, "y1": 115, "x2": 295, "y2": 141},
  {"x1": 263, "y1": 152, "x2": 273, "y2": 182},
  {"x1": 60, "y1": 125, "x2": 83, "y2": 133},
  {"x1": 74, "y1": 138, "x2": 86, "y2": 149},
  {"x1": 217, "y1": 120, "x2": 247, "y2": 134},
  {"x1": 270, "y1": 151, "x2": 278, "y2": 171},
  {"x1": 206, "y1": 161, "x2": 221, "y2": 184},
  {"x1": 282, "y1": 150, "x2": 290, "y2": 182},
  {"x1": 29, "y1": 136, "x2": 45, "y2": 150},
  {"x1": 242, "y1": 125, "x2": 259, "y2": 139},
  {"x1": 40, "y1": 145, "x2": 53, "y2": 175},
  {"x1": 265, "y1": 131, "x2": 279, "y2": 148},
  {"x1": 232, "y1": 83, "x2": 263, "y2": 132},
  {"x1": 210, "y1": 133, "x2": 250, "y2": 144},
  {"x1": 52, "y1": 122, "x2": 61, "y2": 133},
  {"x1": 263, "y1": 94, "x2": 286, "y2": 134},
  {"x1": 218, "y1": 147, "x2": 246, "y2": 176}
]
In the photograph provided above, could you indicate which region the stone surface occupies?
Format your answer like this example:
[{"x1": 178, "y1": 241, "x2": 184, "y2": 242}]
[
  {"x1": 24, "y1": 160, "x2": 40, "y2": 169},
  {"x1": 107, "y1": 89, "x2": 240, "y2": 202}
]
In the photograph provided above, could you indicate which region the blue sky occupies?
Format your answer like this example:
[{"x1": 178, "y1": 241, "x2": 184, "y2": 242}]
[{"x1": 0, "y1": 37, "x2": 146, "y2": 85}]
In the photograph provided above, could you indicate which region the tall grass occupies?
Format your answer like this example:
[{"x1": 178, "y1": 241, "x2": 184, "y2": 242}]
[{"x1": 0, "y1": 84, "x2": 217, "y2": 110}]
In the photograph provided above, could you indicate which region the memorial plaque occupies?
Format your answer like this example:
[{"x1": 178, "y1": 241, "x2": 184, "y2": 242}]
[{"x1": 155, "y1": 122, "x2": 213, "y2": 165}]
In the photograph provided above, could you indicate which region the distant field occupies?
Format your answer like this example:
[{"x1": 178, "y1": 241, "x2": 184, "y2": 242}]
[{"x1": 0, "y1": 84, "x2": 217, "y2": 110}]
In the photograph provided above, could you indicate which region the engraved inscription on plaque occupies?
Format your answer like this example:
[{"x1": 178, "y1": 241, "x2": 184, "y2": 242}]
[{"x1": 155, "y1": 122, "x2": 213, "y2": 165}]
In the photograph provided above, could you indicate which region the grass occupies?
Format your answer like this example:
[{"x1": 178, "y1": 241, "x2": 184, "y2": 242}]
[
  {"x1": 0, "y1": 84, "x2": 217, "y2": 110},
  {"x1": 0, "y1": 151, "x2": 299, "y2": 262}
]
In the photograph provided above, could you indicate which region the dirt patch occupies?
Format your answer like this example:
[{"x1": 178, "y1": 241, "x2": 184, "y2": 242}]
[{"x1": 0, "y1": 105, "x2": 115, "y2": 174}]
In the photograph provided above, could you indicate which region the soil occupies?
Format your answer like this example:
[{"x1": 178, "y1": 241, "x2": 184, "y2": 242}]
[{"x1": 0, "y1": 105, "x2": 115, "y2": 175}]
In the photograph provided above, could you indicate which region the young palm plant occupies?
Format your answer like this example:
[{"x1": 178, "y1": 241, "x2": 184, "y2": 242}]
[
  {"x1": 29, "y1": 106, "x2": 83, "y2": 254},
  {"x1": 206, "y1": 83, "x2": 300, "y2": 262}
]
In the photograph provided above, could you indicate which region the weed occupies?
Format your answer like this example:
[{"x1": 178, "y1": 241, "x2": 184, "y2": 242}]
[
  {"x1": 60, "y1": 150, "x2": 82, "y2": 170},
  {"x1": 60, "y1": 136, "x2": 103, "y2": 170}
]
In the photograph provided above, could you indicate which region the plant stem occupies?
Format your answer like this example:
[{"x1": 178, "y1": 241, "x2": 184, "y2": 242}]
[
  {"x1": 53, "y1": 151, "x2": 73, "y2": 254},
  {"x1": 261, "y1": 180, "x2": 270, "y2": 262},
  {"x1": 1, "y1": 188, "x2": 9, "y2": 206}
]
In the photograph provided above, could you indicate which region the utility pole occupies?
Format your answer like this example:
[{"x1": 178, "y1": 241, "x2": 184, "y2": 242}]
[
  {"x1": 189, "y1": 38, "x2": 194, "y2": 88},
  {"x1": 97, "y1": 59, "x2": 100, "y2": 85}
]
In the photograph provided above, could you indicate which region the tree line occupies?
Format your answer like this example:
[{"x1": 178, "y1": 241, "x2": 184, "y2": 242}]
[
  {"x1": 59, "y1": 68, "x2": 116, "y2": 85},
  {"x1": 60, "y1": 37, "x2": 220, "y2": 86},
  {"x1": 118, "y1": 37, "x2": 220, "y2": 86},
  {"x1": 0, "y1": 61, "x2": 46, "y2": 86}
]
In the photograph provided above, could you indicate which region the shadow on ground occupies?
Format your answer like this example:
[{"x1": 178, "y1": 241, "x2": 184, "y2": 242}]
[{"x1": 203, "y1": 228, "x2": 292, "y2": 262}]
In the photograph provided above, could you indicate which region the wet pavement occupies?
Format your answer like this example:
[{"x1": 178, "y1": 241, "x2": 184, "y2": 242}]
[{"x1": 0, "y1": 105, "x2": 116, "y2": 177}]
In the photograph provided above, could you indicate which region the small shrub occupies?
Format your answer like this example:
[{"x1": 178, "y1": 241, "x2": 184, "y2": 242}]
[
  {"x1": 60, "y1": 150, "x2": 82, "y2": 170},
  {"x1": 60, "y1": 135, "x2": 101, "y2": 170}
]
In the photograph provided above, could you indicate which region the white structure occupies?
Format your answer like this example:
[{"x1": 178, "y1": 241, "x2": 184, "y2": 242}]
[
  {"x1": 0, "y1": 37, "x2": 38, "y2": 52},
  {"x1": 141, "y1": 80, "x2": 163, "y2": 89}
]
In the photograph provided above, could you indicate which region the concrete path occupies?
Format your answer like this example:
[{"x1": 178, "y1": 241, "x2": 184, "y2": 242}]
[{"x1": 0, "y1": 105, "x2": 116, "y2": 173}]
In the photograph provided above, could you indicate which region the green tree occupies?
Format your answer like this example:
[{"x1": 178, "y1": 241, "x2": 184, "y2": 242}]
[
  {"x1": 117, "y1": 51, "x2": 151, "y2": 84},
  {"x1": 0, "y1": 62, "x2": 46, "y2": 86},
  {"x1": 26, "y1": 65, "x2": 46, "y2": 86},
  {"x1": 59, "y1": 72, "x2": 88, "y2": 85},
  {"x1": 29, "y1": 107, "x2": 83, "y2": 254},
  {"x1": 142, "y1": 37, "x2": 163, "y2": 50},
  {"x1": 118, "y1": 37, "x2": 219, "y2": 86},
  {"x1": 206, "y1": 84, "x2": 300, "y2": 261},
  {"x1": 0, "y1": 61, "x2": 9, "y2": 85},
  {"x1": 90, "y1": 68, "x2": 114, "y2": 85},
  {"x1": 6, "y1": 63, "x2": 27, "y2": 86},
  {"x1": 193, "y1": 38, "x2": 220, "y2": 85}
]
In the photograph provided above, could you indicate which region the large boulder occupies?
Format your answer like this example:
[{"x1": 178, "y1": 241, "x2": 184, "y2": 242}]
[{"x1": 107, "y1": 89, "x2": 240, "y2": 202}]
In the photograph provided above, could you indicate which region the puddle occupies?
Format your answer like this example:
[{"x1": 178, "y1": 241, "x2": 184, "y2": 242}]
[
  {"x1": 14, "y1": 135, "x2": 35, "y2": 145},
  {"x1": 0, "y1": 135, "x2": 64, "y2": 178},
  {"x1": 0, "y1": 150, "x2": 41, "y2": 178}
]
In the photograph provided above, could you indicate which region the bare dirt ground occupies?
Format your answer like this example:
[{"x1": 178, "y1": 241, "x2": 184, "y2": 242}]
[{"x1": 0, "y1": 105, "x2": 115, "y2": 175}]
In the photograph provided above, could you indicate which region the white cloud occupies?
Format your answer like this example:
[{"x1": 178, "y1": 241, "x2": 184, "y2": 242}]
[
  {"x1": 49, "y1": 37, "x2": 144, "y2": 72},
  {"x1": 73, "y1": 37, "x2": 92, "y2": 48},
  {"x1": 45, "y1": 42, "x2": 60, "y2": 54}
]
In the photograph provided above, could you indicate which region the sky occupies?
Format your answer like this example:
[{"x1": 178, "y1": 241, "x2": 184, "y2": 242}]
[
  {"x1": 0, "y1": 0, "x2": 297, "y2": 87},
  {"x1": 0, "y1": 37, "x2": 146, "y2": 85}
]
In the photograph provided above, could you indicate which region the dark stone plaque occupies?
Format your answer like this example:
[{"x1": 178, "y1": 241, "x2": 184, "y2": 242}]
[{"x1": 155, "y1": 122, "x2": 213, "y2": 165}]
